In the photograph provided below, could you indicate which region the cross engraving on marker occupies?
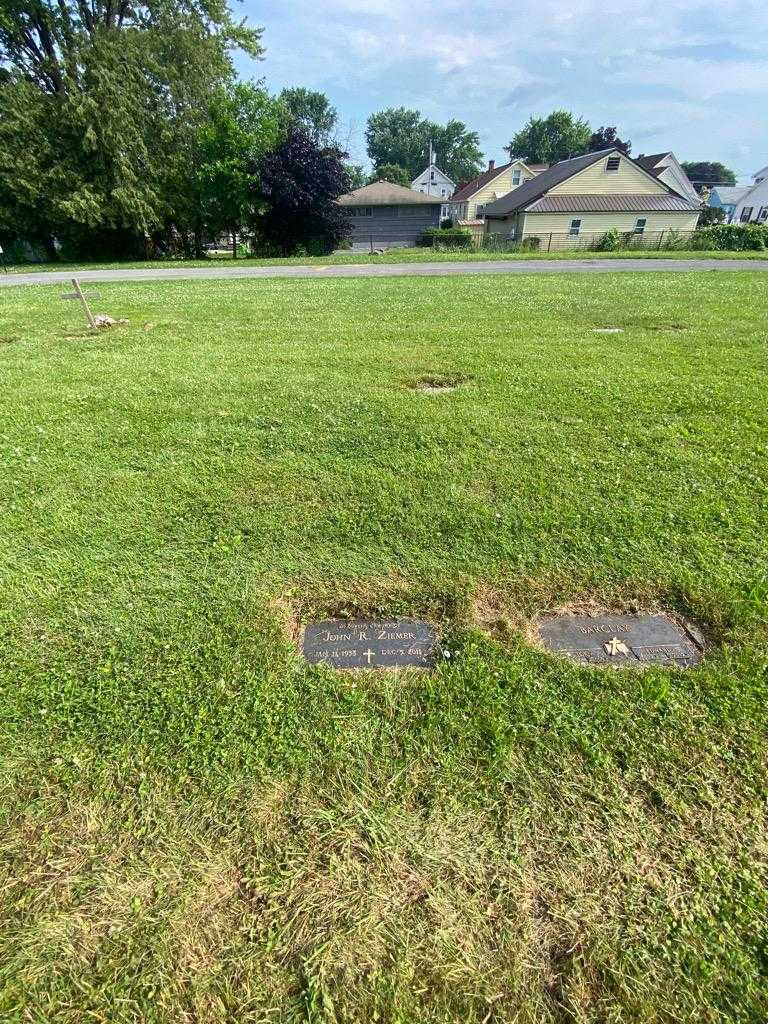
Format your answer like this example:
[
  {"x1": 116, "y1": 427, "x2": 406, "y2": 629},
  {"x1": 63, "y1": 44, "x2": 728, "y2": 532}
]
[
  {"x1": 363, "y1": 648, "x2": 375, "y2": 665},
  {"x1": 604, "y1": 636, "x2": 630, "y2": 656}
]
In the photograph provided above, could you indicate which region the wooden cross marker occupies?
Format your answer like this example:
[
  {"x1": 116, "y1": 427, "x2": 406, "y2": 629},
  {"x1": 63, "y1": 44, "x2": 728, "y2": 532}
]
[{"x1": 71, "y1": 278, "x2": 96, "y2": 329}]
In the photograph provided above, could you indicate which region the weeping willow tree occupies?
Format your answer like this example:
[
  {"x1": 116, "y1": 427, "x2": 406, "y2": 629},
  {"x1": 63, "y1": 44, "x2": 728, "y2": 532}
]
[{"x1": 0, "y1": 1, "x2": 264, "y2": 257}]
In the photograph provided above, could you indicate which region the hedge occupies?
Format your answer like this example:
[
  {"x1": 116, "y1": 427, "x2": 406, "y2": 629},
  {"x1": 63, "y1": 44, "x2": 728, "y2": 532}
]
[{"x1": 418, "y1": 227, "x2": 473, "y2": 248}]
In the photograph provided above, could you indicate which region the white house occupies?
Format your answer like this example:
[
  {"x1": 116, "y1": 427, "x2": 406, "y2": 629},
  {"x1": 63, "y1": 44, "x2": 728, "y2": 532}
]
[
  {"x1": 730, "y1": 174, "x2": 768, "y2": 224},
  {"x1": 636, "y1": 153, "x2": 700, "y2": 205},
  {"x1": 412, "y1": 163, "x2": 456, "y2": 200},
  {"x1": 708, "y1": 186, "x2": 750, "y2": 220}
]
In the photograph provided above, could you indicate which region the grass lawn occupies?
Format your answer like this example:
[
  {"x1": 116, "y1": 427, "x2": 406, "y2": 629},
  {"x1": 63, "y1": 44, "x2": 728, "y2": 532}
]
[
  {"x1": 5, "y1": 246, "x2": 768, "y2": 274},
  {"x1": 0, "y1": 272, "x2": 766, "y2": 1023}
]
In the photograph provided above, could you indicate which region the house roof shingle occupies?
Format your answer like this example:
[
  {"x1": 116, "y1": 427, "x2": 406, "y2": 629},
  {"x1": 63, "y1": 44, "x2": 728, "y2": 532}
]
[
  {"x1": 337, "y1": 181, "x2": 443, "y2": 206},
  {"x1": 483, "y1": 150, "x2": 609, "y2": 216},
  {"x1": 448, "y1": 159, "x2": 548, "y2": 204},
  {"x1": 449, "y1": 161, "x2": 515, "y2": 204},
  {"x1": 636, "y1": 153, "x2": 670, "y2": 175},
  {"x1": 483, "y1": 149, "x2": 700, "y2": 217}
]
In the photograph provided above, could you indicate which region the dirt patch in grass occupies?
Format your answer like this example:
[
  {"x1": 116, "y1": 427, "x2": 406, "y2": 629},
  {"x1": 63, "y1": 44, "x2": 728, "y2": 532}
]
[
  {"x1": 411, "y1": 373, "x2": 473, "y2": 394},
  {"x1": 274, "y1": 577, "x2": 470, "y2": 635},
  {"x1": 470, "y1": 586, "x2": 711, "y2": 654}
]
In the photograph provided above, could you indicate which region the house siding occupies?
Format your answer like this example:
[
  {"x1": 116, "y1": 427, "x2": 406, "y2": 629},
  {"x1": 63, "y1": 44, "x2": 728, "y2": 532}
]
[
  {"x1": 448, "y1": 161, "x2": 540, "y2": 221},
  {"x1": 487, "y1": 210, "x2": 704, "y2": 242},
  {"x1": 549, "y1": 155, "x2": 668, "y2": 196},
  {"x1": 347, "y1": 205, "x2": 441, "y2": 248},
  {"x1": 731, "y1": 178, "x2": 768, "y2": 223}
]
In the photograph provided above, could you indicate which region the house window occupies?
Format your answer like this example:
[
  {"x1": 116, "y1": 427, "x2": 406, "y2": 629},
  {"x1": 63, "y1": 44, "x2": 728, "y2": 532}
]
[
  {"x1": 605, "y1": 156, "x2": 621, "y2": 172},
  {"x1": 569, "y1": 218, "x2": 582, "y2": 236},
  {"x1": 476, "y1": 204, "x2": 485, "y2": 218},
  {"x1": 430, "y1": 170, "x2": 435, "y2": 182},
  {"x1": 740, "y1": 206, "x2": 753, "y2": 222},
  {"x1": 512, "y1": 170, "x2": 521, "y2": 185},
  {"x1": 759, "y1": 206, "x2": 768, "y2": 222},
  {"x1": 634, "y1": 218, "x2": 647, "y2": 234},
  {"x1": 441, "y1": 187, "x2": 446, "y2": 196},
  {"x1": 401, "y1": 206, "x2": 421, "y2": 216},
  {"x1": 352, "y1": 207, "x2": 372, "y2": 217}
]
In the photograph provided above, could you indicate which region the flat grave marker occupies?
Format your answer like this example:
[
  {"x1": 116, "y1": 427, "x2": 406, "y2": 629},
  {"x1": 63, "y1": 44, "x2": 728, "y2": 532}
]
[
  {"x1": 538, "y1": 613, "x2": 702, "y2": 668},
  {"x1": 302, "y1": 618, "x2": 438, "y2": 670}
]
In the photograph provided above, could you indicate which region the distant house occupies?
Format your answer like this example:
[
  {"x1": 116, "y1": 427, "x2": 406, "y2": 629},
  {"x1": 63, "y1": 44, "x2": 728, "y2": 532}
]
[
  {"x1": 709, "y1": 186, "x2": 750, "y2": 220},
  {"x1": 412, "y1": 164, "x2": 456, "y2": 200},
  {"x1": 483, "y1": 148, "x2": 701, "y2": 246},
  {"x1": 635, "y1": 152, "x2": 700, "y2": 205},
  {"x1": 730, "y1": 175, "x2": 768, "y2": 225},
  {"x1": 447, "y1": 158, "x2": 546, "y2": 223},
  {"x1": 336, "y1": 181, "x2": 443, "y2": 249}
]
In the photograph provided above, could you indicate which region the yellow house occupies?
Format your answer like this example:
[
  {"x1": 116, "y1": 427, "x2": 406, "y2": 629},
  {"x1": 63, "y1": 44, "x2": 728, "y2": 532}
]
[
  {"x1": 484, "y1": 148, "x2": 701, "y2": 246},
  {"x1": 447, "y1": 158, "x2": 547, "y2": 222}
]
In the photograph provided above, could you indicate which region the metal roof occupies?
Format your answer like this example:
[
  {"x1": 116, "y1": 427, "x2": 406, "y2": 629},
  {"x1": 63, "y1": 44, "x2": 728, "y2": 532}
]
[
  {"x1": 525, "y1": 194, "x2": 701, "y2": 213},
  {"x1": 337, "y1": 181, "x2": 442, "y2": 206}
]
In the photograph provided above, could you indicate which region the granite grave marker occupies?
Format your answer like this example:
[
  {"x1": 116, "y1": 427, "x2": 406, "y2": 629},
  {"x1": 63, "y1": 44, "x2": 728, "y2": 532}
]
[
  {"x1": 302, "y1": 619, "x2": 438, "y2": 669},
  {"x1": 538, "y1": 613, "x2": 702, "y2": 668}
]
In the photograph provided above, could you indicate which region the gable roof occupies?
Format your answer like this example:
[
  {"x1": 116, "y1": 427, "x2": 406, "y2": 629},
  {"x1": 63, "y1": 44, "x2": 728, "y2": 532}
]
[
  {"x1": 411, "y1": 164, "x2": 456, "y2": 187},
  {"x1": 636, "y1": 153, "x2": 669, "y2": 173},
  {"x1": 484, "y1": 148, "x2": 700, "y2": 216},
  {"x1": 483, "y1": 150, "x2": 609, "y2": 215},
  {"x1": 449, "y1": 158, "x2": 545, "y2": 204},
  {"x1": 449, "y1": 161, "x2": 515, "y2": 203},
  {"x1": 753, "y1": 164, "x2": 768, "y2": 180},
  {"x1": 337, "y1": 181, "x2": 443, "y2": 206}
]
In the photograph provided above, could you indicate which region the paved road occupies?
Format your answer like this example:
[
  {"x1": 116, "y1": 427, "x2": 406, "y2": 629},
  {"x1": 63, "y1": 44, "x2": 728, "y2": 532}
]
[{"x1": 3, "y1": 258, "x2": 768, "y2": 287}]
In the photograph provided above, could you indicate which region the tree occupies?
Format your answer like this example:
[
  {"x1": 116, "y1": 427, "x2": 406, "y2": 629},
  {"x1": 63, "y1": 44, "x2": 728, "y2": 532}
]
[
  {"x1": 253, "y1": 129, "x2": 352, "y2": 256},
  {"x1": 195, "y1": 82, "x2": 282, "y2": 257},
  {"x1": 506, "y1": 110, "x2": 592, "y2": 164},
  {"x1": 588, "y1": 126, "x2": 631, "y2": 155},
  {"x1": 369, "y1": 163, "x2": 411, "y2": 186},
  {"x1": 344, "y1": 164, "x2": 366, "y2": 190},
  {"x1": 0, "y1": 0, "x2": 263, "y2": 257},
  {"x1": 365, "y1": 107, "x2": 483, "y2": 182},
  {"x1": 681, "y1": 161, "x2": 737, "y2": 194},
  {"x1": 279, "y1": 87, "x2": 337, "y2": 145}
]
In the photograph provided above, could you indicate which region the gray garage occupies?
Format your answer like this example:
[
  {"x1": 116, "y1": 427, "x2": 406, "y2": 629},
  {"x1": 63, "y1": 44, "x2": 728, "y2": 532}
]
[{"x1": 337, "y1": 181, "x2": 443, "y2": 250}]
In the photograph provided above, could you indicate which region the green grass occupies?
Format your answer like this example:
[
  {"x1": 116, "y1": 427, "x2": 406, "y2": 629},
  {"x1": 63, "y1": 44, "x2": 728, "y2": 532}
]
[
  {"x1": 5, "y1": 246, "x2": 768, "y2": 273},
  {"x1": 0, "y1": 272, "x2": 766, "y2": 1023}
]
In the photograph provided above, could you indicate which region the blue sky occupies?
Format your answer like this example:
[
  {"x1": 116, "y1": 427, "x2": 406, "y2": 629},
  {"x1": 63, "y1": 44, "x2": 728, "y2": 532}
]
[{"x1": 235, "y1": 0, "x2": 768, "y2": 184}]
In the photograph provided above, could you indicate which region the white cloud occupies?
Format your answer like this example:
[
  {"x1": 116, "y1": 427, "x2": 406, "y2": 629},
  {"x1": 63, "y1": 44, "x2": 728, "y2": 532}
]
[{"x1": 246, "y1": 0, "x2": 768, "y2": 173}]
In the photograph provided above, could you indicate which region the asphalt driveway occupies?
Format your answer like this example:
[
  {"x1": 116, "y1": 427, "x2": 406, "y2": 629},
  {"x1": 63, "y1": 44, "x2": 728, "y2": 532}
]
[{"x1": 2, "y1": 257, "x2": 768, "y2": 287}]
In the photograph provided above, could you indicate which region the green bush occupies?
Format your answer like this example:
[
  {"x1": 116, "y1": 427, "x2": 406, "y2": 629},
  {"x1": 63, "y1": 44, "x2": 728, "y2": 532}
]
[
  {"x1": 695, "y1": 223, "x2": 768, "y2": 251},
  {"x1": 418, "y1": 227, "x2": 473, "y2": 249},
  {"x1": 519, "y1": 236, "x2": 541, "y2": 251},
  {"x1": 594, "y1": 229, "x2": 622, "y2": 251}
]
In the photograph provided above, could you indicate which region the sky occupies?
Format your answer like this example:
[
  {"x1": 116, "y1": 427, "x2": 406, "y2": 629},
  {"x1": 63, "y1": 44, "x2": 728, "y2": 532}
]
[{"x1": 235, "y1": 0, "x2": 768, "y2": 184}]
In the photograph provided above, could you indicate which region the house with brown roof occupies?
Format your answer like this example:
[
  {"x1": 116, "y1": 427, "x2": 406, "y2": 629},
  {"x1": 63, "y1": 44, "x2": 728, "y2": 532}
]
[
  {"x1": 483, "y1": 148, "x2": 701, "y2": 247},
  {"x1": 635, "y1": 152, "x2": 700, "y2": 205},
  {"x1": 447, "y1": 158, "x2": 547, "y2": 223},
  {"x1": 336, "y1": 181, "x2": 443, "y2": 249}
]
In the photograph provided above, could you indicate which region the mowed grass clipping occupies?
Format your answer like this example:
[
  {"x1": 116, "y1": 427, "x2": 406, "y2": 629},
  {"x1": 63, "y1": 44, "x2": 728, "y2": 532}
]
[{"x1": 0, "y1": 272, "x2": 766, "y2": 1023}]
